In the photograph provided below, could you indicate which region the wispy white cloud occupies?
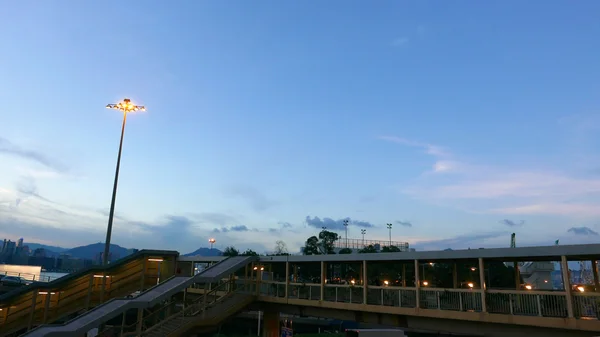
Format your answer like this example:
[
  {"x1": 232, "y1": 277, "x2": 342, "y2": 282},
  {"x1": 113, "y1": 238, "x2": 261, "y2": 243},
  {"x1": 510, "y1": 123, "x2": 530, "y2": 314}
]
[
  {"x1": 378, "y1": 136, "x2": 458, "y2": 174},
  {"x1": 391, "y1": 37, "x2": 409, "y2": 47},
  {"x1": 383, "y1": 135, "x2": 600, "y2": 217}
]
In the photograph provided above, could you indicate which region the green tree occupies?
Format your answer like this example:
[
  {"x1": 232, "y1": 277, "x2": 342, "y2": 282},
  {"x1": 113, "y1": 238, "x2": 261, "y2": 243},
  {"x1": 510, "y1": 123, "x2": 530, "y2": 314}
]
[
  {"x1": 223, "y1": 246, "x2": 239, "y2": 256},
  {"x1": 382, "y1": 245, "x2": 401, "y2": 252},
  {"x1": 241, "y1": 249, "x2": 259, "y2": 256},
  {"x1": 302, "y1": 230, "x2": 339, "y2": 255},
  {"x1": 359, "y1": 245, "x2": 377, "y2": 253},
  {"x1": 339, "y1": 248, "x2": 353, "y2": 254}
]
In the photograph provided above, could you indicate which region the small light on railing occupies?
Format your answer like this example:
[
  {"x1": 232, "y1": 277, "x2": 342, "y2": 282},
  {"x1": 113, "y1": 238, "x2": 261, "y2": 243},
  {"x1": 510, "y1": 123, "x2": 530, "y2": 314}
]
[
  {"x1": 38, "y1": 292, "x2": 56, "y2": 295},
  {"x1": 429, "y1": 263, "x2": 434, "y2": 266},
  {"x1": 93, "y1": 275, "x2": 111, "y2": 278},
  {"x1": 383, "y1": 280, "x2": 389, "y2": 286},
  {"x1": 470, "y1": 267, "x2": 476, "y2": 271},
  {"x1": 148, "y1": 258, "x2": 164, "y2": 262},
  {"x1": 544, "y1": 280, "x2": 548, "y2": 283},
  {"x1": 525, "y1": 285, "x2": 532, "y2": 290},
  {"x1": 253, "y1": 267, "x2": 258, "y2": 270},
  {"x1": 467, "y1": 282, "x2": 474, "y2": 288},
  {"x1": 350, "y1": 280, "x2": 355, "y2": 285},
  {"x1": 422, "y1": 281, "x2": 429, "y2": 286},
  {"x1": 577, "y1": 286, "x2": 585, "y2": 293},
  {"x1": 260, "y1": 267, "x2": 264, "y2": 271}
]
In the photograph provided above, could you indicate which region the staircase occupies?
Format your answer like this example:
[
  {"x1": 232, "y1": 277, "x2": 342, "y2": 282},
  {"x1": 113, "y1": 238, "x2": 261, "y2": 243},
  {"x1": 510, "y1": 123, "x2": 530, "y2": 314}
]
[
  {"x1": 142, "y1": 282, "x2": 255, "y2": 337},
  {"x1": 21, "y1": 256, "x2": 258, "y2": 337}
]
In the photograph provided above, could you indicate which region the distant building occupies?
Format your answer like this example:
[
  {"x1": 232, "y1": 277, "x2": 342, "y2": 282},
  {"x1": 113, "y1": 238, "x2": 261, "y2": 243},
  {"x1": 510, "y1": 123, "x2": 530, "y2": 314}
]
[{"x1": 17, "y1": 238, "x2": 23, "y2": 248}]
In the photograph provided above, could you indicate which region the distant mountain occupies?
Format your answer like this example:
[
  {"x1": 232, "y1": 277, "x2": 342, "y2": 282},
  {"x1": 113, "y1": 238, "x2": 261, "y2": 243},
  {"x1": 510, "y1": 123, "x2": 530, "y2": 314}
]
[
  {"x1": 65, "y1": 243, "x2": 132, "y2": 260},
  {"x1": 24, "y1": 242, "x2": 69, "y2": 253},
  {"x1": 184, "y1": 247, "x2": 222, "y2": 257}
]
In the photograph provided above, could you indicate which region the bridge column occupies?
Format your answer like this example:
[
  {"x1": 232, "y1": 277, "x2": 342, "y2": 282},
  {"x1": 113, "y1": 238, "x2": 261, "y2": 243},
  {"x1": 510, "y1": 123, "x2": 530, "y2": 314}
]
[
  {"x1": 561, "y1": 255, "x2": 574, "y2": 318},
  {"x1": 262, "y1": 309, "x2": 280, "y2": 337},
  {"x1": 414, "y1": 259, "x2": 420, "y2": 309},
  {"x1": 478, "y1": 258, "x2": 487, "y2": 312},
  {"x1": 285, "y1": 261, "x2": 290, "y2": 298},
  {"x1": 320, "y1": 261, "x2": 326, "y2": 301},
  {"x1": 362, "y1": 260, "x2": 367, "y2": 304}
]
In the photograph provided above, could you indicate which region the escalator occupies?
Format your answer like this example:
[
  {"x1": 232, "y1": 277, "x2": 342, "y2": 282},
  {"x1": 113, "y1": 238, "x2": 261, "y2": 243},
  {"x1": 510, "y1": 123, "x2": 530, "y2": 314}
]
[{"x1": 22, "y1": 256, "x2": 257, "y2": 337}]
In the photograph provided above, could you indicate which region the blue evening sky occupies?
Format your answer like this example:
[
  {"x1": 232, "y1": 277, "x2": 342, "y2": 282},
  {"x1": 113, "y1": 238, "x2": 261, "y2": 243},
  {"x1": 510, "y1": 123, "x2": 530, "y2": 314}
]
[{"x1": 1, "y1": 1, "x2": 600, "y2": 254}]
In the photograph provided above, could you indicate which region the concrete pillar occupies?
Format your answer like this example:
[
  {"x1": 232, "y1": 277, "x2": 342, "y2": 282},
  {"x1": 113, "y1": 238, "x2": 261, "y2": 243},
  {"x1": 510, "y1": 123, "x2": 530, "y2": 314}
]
[
  {"x1": 592, "y1": 260, "x2": 599, "y2": 292},
  {"x1": 414, "y1": 259, "x2": 420, "y2": 309},
  {"x1": 262, "y1": 309, "x2": 280, "y2": 337},
  {"x1": 362, "y1": 260, "x2": 367, "y2": 304},
  {"x1": 285, "y1": 261, "x2": 290, "y2": 298},
  {"x1": 561, "y1": 255, "x2": 574, "y2": 318},
  {"x1": 478, "y1": 258, "x2": 487, "y2": 312},
  {"x1": 402, "y1": 264, "x2": 406, "y2": 287},
  {"x1": 320, "y1": 261, "x2": 326, "y2": 301},
  {"x1": 452, "y1": 262, "x2": 458, "y2": 289}
]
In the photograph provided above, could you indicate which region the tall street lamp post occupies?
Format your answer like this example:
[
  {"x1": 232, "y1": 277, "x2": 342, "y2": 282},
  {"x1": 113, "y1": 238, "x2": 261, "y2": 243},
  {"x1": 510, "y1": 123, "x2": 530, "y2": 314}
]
[
  {"x1": 386, "y1": 223, "x2": 393, "y2": 247},
  {"x1": 209, "y1": 238, "x2": 216, "y2": 250},
  {"x1": 103, "y1": 98, "x2": 145, "y2": 266}
]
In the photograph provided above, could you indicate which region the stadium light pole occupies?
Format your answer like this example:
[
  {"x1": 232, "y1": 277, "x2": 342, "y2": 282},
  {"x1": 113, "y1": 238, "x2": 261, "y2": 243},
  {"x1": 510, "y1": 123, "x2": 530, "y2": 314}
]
[
  {"x1": 361, "y1": 229, "x2": 366, "y2": 248},
  {"x1": 209, "y1": 238, "x2": 216, "y2": 250},
  {"x1": 102, "y1": 98, "x2": 145, "y2": 266},
  {"x1": 386, "y1": 223, "x2": 393, "y2": 247},
  {"x1": 343, "y1": 219, "x2": 349, "y2": 249}
]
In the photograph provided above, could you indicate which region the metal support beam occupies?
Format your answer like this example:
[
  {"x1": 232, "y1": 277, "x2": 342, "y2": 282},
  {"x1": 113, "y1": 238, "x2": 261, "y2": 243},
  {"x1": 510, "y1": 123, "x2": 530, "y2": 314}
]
[
  {"x1": 592, "y1": 260, "x2": 600, "y2": 292},
  {"x1": 135, "y1": 308, "x2": 143, "y2": 335},
  {"x1": 27, "y1": 289, "x2": 38, "y2": 330},
  {"x1": 140, "y1": 258, "x2": 147, "y2": 290},
  {"x1": 320, "y1": 261, "x2": 326, "y2": 301},
  {"x1": 43, "y1": 292, "x2": 52, "y2": 323},
  {"x1": 561, "y1": 255, "x2": 574, "y2": 318},
  {"x1": 285, "y1": 261, "x2": 290, "y2": 299},
  {"x1": 85, "y1": 273, "x2": 94, "y2": 310},
  {"x1": 478, "y1": 257, "x2": 487, "y2": 312},
  {"x1": 362, "y1": 260, "x2": 367, "y2": 304},
  {"x1": 452, "y1": 262, "x2": 458, "y2": 288},
  {"x1": 414, "y1": 259, "x2": 420, "y2": 309}
]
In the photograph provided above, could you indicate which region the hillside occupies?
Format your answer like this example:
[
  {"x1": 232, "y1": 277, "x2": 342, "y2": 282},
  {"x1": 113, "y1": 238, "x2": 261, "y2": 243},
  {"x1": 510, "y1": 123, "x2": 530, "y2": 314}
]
[
  {"x1": 184, "y1": 247, "x2": 222, "y2": 256},
  {"x1": 65, "y1": 243, "x2": 132, "y2": 260}
]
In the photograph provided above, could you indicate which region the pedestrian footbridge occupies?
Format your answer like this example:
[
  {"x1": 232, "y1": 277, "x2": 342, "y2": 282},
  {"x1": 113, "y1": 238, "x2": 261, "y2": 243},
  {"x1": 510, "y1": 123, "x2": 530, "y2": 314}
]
[{"x1": 3, "y1": 244, "x2": 600, "y2": 337}]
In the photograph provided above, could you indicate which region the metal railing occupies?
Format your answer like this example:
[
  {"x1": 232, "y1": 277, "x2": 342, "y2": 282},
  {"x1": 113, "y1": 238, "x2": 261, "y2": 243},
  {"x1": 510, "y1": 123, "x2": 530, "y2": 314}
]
[
  {"x1": 256, "y1": 280, "x2": 600, "y2": 321},
  {"x1": 0, "y1": 270, "x2": 63, "y2": 282},
  {"x1": 334, "y1": 239, "x2": 410, "y2": 251}
]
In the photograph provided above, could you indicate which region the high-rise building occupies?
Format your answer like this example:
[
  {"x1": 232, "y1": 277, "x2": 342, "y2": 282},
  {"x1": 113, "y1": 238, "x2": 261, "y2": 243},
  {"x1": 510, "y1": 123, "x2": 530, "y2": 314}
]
[{"x1": 17, "y1": 238, "x2": 23, "y2": 247}]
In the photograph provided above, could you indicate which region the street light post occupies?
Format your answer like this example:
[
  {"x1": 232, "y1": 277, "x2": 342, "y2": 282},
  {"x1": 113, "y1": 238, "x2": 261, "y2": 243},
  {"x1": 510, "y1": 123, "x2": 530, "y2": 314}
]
[
  {"x1": 386, "y1": 223, "x2": 393, "y2": 247},
  {"x1": 343, "y1": 219, "x2": 349, "y2": 249},
  {"x1": 209, "y1": 238, "x2": 216, "y2": 250},
  {"x1": 103, "y1": 99, "x2": 145, "y2": 266}
]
